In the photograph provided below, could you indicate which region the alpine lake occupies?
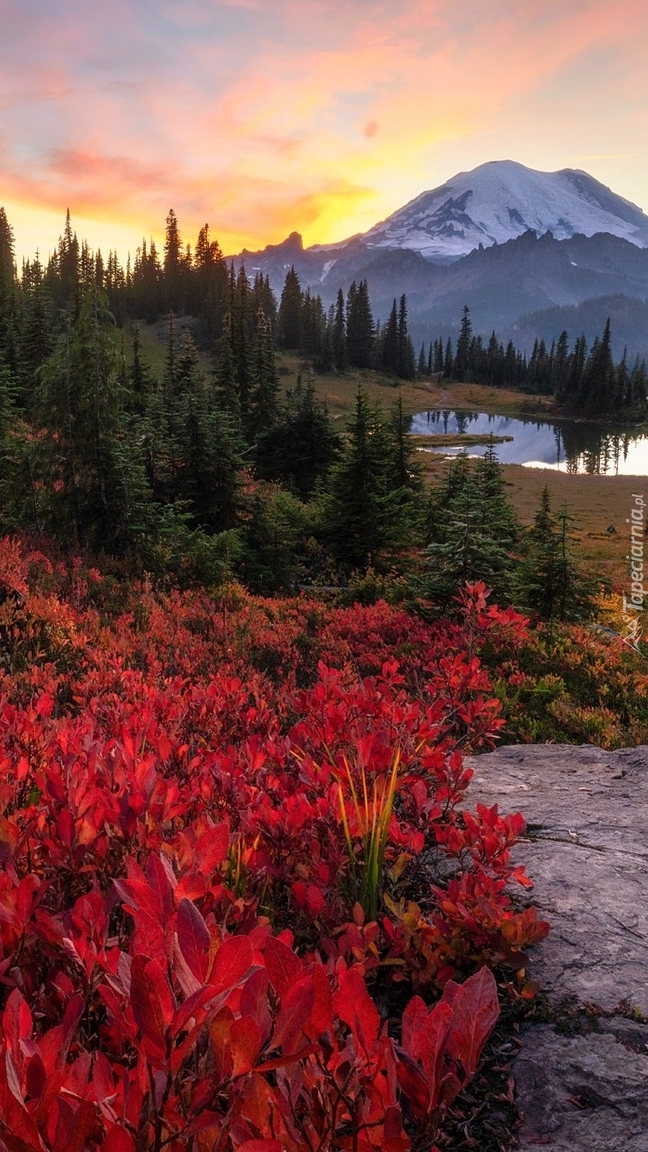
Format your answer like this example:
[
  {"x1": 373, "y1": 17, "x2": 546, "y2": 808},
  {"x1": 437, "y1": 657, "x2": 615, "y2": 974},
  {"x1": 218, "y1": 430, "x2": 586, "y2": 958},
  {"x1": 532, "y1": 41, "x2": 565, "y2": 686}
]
[{"x1": 409, "y1": 409, "x2": 648, "y2": 475}]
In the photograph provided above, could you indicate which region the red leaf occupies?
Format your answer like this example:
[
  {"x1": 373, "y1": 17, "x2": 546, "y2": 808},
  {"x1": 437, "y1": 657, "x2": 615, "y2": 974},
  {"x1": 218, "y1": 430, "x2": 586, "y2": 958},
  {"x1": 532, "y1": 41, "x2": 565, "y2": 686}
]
[
  {"x1": 130, "y1": 956, "x2": 174, "y2": 1053},
  {"x1": 263, "y1": 935, "x2": 303, "y2": 998},
  {"x1": 230, "y1": 1016, "x2": 263, "y2": 1076},
  {"x1": 52, "y1": 1098, "x2": 97, "y2": 1152},
  {"x1": 129, "y1": 905, "x2": 169, "y2": 969},
  {"x1": 57, "y1": 809, "x2": 75, "y2": 848},
  {"x1": 417, "y1": 1001, "x2": 453, "y2": 1110},
  {"x1": 271, "y1": 974, "x2": 315, "y2": 1051},
  {"x1": 103, "y1": 1126, "x2": 138, "y2": 1152},
  {"x1": 333, "y1": 966, "x2": 380, "y2": 1057},
  {"x1": 401, "y1": 996, "x2": 427, "y2": 1055},
  {"x1": 195, "y1": 821, "x2": 230, "y2": 874},
  {"x1": 2, "y1": 988, "x2": 33, "y2": 1058},
  {"x1": 177, "y1": 897, "x2": 210, "y2": 982},
  {"x1": 146, "y1": 853, "x2": 176, "y2": 921},
  {"x1": 306, "y1": 962, "x2": 333, "y2": 1039},
  {"x1": 240, "y1": 968, "x2": 272, "y2": 1044},
  {"x1": 113, "y1": 876, "x2": 163, "y2": 921},
  {"x1": 443, "y1": 966, "x2": 499, "y2": 1081},
  {"x1": 210, "y1": 934, "x2": 254, "y2": 991},
  {"x1": 210, "y1": 1007, "x2": 234, "y2": 1082}
]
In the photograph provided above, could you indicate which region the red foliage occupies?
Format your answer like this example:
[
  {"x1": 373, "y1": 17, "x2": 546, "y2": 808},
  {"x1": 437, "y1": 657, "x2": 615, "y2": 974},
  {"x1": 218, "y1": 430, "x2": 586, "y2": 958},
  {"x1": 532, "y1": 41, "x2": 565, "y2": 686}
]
[{"x1": 0, "y1": 543, "x2": 544, "y2": 1149}]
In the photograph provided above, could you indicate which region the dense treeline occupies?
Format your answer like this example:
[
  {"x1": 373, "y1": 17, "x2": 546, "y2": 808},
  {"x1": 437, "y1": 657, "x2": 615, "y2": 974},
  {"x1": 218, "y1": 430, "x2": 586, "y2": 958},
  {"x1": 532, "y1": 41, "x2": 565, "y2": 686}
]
[
  {"x1": 0, "y1": 206, "x2": 610, "y2": 616},
  {"x1": 422, "y1": 304, "x2": 648, "y2": 415},
  {"x1": 0, "y1": 207, "x2": 427, "y2": 591}
]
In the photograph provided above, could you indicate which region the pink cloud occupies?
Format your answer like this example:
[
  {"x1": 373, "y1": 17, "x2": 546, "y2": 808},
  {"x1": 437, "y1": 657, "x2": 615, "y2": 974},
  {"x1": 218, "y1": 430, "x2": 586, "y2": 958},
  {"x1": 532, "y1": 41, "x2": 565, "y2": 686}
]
[{"x1": 1, "y1": 0, "x2": 646, "y2": 262}]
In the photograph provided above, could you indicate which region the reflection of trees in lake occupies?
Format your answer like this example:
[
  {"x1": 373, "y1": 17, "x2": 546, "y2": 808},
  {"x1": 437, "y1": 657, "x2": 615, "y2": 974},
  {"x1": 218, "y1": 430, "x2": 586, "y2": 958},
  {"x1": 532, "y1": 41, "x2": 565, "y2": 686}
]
[
  {"x1": 409, "y1": 409, "x2": 648, "y2": 474},
  {"x1": 557, "y1": 422, "x2": 636, "y2": 474},
  {"x1": 409, "y1": 410, "x2": 481, "y2": 436}
]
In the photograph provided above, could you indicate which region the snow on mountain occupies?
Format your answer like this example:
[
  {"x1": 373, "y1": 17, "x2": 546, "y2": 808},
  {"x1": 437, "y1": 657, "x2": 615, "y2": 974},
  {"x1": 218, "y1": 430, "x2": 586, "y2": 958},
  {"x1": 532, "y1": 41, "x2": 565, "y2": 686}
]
[{"x1": 360, "y1": 160, "x2": 648, "y2": 262}]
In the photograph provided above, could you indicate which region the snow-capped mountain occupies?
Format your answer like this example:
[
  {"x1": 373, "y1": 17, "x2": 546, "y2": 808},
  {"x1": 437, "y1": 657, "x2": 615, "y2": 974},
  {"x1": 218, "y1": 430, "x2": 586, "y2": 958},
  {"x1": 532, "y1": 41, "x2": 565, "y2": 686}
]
[
  {"x1": 228, "y1": 160, "x2": 648, "y2": 357},
  {"x1": 359, "y1": 160, "x2": 648, "y2": 261}
]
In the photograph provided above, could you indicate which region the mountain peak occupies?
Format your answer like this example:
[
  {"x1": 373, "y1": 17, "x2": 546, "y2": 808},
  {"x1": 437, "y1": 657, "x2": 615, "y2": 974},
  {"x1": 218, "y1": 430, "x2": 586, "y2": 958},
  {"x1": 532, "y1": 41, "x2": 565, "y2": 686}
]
[{"x1": 359, "y1": 160, "x2": 648, "y2": 262}]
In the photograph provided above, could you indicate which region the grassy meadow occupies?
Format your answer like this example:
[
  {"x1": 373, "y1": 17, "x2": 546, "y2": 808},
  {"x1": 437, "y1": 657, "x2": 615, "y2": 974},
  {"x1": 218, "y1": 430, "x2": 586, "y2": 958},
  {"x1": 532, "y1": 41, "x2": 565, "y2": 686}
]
[{"x1": 134, "y1": 325, "x2": 641, "y2": 596}]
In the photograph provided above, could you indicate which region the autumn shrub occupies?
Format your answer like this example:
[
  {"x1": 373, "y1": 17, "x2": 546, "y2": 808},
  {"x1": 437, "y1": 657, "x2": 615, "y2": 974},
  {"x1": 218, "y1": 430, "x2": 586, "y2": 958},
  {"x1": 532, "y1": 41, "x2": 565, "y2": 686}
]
[
  {"x1": 0, "y1": 537, "x2": 549, "y2": 1150},
  {"x1": 488, "y1": 622, "x2": 648, "y2": 746}
]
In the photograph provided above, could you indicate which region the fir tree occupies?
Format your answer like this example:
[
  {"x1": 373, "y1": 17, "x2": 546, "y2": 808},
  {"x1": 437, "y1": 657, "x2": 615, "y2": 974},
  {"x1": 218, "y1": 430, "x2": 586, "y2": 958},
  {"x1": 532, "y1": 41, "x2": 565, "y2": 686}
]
[
  {"x1": 19, "y1": 288, "x2": 150, "y2": 549},
  {"x1": 128, "y1": 325, "x2": 154, "y2": 414},
  {"x1": 454, "y1": 305, "x2": 473, "y2": 381},
  {"x1": 248, "y1": 308, "x2": 279, "y2": 442},
  {"x1": 255, "y1": 374, "x2": 341, "y2": 500},
  {"x1": 397, "y1": 294, "x2": 415, "y2": 379},
  {"x1": 0, "y1": 207, "x2": 17, "y2": 371},
  {"x1": 346, "y1": 280, "x2": 375, "y2": 369},
  {"x1": 519, "y1": 488, "x2": 599, "y2": 621},
  {"x1": 332, "y1": 288, "x2": 347, "y2": 371},
  {"x1": 321, "y1": 388, "x2": 403, "y2": 574},
  {"x1": 164, "y1": 209, "x2": 184, "y2": 313},
  {"x1": 278, "y1": 267, "x2": 303, "y2": 350},
  {"x1": 382, "y1": 300, "x2": 399, "y2": 374},
  {"x1": 213, "y1": 313, "x2": 241, "y2": 424},
  {"x1": 423, "y1": 444, "x2": 521, "y2": 609}
]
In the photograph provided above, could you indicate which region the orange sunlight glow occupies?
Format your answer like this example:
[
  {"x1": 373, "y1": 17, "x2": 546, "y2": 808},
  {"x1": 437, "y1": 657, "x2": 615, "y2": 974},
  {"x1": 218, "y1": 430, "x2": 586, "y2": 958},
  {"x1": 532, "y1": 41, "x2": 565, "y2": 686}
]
[{"x1": 1, "y1": 0, "x2": 647, "y2": 263}]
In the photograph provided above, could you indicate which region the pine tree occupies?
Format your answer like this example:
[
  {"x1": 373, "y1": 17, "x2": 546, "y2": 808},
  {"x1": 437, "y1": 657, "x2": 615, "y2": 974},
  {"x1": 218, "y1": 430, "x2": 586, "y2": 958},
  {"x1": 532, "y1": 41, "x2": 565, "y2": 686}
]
[
  {"x1": 443, "y1": 337, "x2": 453, "y2": 377},
  {"x1": 132, "y1": 238, "x2": 162, "y2": 322},
  {"x1": 230, "y1": 266, "x2": 253, "y2": 419},
  {"x1": 321, "y1": 389, "x2": 403, "y2": 574},
  {"x1": 278, "y1": 267, "x2": 303, "y2": 349},
  {"x1": 128, "y1": 325, "x2": 154, "y2": 414},
  {"x1": 332, "y1": 288, "x2": 347, "y2": 371},
  {"x1": 175, "y1": 376, "x2": 244, "y2": 534},
  {"x1": 423, "y1": 444, "x2": 521, "y2": 609},
  {"x1": 553, "y1": 330, "x2": 570, "y2": 404},
  {"x1": 577, "y1": 318, "x2": 614, "y2": 411},
  {"x1": 0, "y1": 208, "x2": 17, "y2": 371},
  {"x1": 193, "y1": 223, "x2": 228, "y2": 347},
  {"x1": 254, "y1": 373, "x2": 341, "y2": 500},
  {"x1": 17, "y1": 256, "x2": 53, "y2": 406},
  {"x1": 346, "y1": 280, "x2": 375, "y2": 369},
  {"x1": 248, "y1": 308, "x2": 279, "y2": 442},
  {"x1": 49, "y1": 209, "x2": 80, "y2": 313},
  {"x1": 382, "y1": 300, "x2": 399, "y2": 374},
  {"x1": 20, "y1": 288, "x2": 150, "y2": 549},
  {"x1": 213, "y1": 314, "x2": 241, "y2": 424},
  {"x1": 396, "y1": 294, "x2": 415, "y2": 379},
  {"x1": 417, "y1": 343, "x2": 427, "y2": 377},
  {"x1": 519, "y1": 488, "x2": 599, "y2": 621},
  {"x1": 164, "y1": 209, "x2": 184, "y2": 312},
  {"x1": 454, "y1": 305, "x2": 473, "y2": 381}
]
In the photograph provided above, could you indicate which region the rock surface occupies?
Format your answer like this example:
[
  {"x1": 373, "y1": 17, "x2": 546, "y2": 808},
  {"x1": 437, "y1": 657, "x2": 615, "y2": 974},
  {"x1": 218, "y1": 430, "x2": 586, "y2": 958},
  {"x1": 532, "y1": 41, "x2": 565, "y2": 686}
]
[{"x1": 464, "y1": 744, "x2": 648, "y2": 1151}]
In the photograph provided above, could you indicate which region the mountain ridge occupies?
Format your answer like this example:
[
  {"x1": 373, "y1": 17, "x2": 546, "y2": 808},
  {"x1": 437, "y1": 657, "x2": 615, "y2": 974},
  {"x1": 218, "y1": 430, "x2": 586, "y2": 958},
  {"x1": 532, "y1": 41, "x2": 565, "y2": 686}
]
[
  {"x1": 357, "y1": 159, "x2": 648, "y2": 261},
  {"x1": 227, "y1": 161, "x2": 648, "y2": 357}
]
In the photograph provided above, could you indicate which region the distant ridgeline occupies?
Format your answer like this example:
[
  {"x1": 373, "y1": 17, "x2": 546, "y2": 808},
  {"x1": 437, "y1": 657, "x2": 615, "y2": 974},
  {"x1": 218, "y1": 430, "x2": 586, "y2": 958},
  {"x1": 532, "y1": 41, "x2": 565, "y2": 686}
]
[
  {"x1": 0, "y1": 204, "x2": 640, "y2": 608},
  {"x1": 0, "y1": 205, "x2": 644, "y2": 412}
]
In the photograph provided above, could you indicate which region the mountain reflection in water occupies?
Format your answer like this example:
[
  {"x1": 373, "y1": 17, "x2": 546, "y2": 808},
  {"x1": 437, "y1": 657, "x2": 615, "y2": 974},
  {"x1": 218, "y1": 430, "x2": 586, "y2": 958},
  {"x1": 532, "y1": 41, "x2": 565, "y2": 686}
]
[{"x1": 409, "y1": 410, "x2": 648, "y2": 476}]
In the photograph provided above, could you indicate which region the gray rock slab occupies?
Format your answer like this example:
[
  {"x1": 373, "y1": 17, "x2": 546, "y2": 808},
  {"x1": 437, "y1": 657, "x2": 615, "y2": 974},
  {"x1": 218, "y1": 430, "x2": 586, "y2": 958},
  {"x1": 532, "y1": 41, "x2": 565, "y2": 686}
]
[
  {"x1": 464, "y1": 744, "x2": 648, "y2": 1015},
  {"x1": 463, "y1": 744, "x2": 648, "y2": 1150},
  {"x1": 513, "y1": 1025, "x2": 648, "y2": 1151}
]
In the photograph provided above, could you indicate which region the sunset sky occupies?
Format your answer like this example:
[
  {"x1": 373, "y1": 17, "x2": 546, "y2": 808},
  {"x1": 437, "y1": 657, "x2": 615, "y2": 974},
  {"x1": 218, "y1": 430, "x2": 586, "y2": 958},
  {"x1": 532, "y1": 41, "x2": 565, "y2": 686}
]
[{"x1": 2, "y1": 0, "x2": 647, "y2": 264}]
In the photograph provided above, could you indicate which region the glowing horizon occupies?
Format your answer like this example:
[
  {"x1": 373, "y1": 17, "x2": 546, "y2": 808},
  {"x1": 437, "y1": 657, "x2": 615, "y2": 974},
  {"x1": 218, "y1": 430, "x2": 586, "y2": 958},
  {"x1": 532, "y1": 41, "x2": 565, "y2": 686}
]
[{"x1": 2, "y1": 0, "x2": 647, "y2": 266}]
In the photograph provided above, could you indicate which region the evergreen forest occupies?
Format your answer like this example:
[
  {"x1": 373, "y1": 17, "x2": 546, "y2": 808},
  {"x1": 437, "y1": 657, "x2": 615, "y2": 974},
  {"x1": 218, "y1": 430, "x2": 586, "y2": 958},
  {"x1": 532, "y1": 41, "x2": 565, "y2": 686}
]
[{"x1": 0, "y1": 205, "x2": 632, "y2": 614}]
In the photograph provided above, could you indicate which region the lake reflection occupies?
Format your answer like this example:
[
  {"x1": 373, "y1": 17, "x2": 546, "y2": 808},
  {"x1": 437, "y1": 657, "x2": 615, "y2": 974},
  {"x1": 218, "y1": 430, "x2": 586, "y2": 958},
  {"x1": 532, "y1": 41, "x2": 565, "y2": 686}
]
[{"x1": 410, "y1": 410, "x2": 648, "y2": 475}]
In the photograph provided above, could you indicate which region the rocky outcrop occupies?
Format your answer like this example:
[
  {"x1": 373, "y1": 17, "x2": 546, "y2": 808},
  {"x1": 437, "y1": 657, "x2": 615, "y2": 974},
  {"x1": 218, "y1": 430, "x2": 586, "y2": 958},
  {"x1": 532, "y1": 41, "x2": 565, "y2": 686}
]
[{"x1": 464, "y1": 744, "x2": 648, "y2": 1151}]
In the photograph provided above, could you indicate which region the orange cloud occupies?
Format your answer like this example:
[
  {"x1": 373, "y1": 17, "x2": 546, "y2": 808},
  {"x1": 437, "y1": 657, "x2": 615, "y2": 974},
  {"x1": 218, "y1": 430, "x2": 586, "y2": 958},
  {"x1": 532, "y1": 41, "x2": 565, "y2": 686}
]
[{"x1": 1, "y1": 0, "x2": 646, "y2": 262}]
